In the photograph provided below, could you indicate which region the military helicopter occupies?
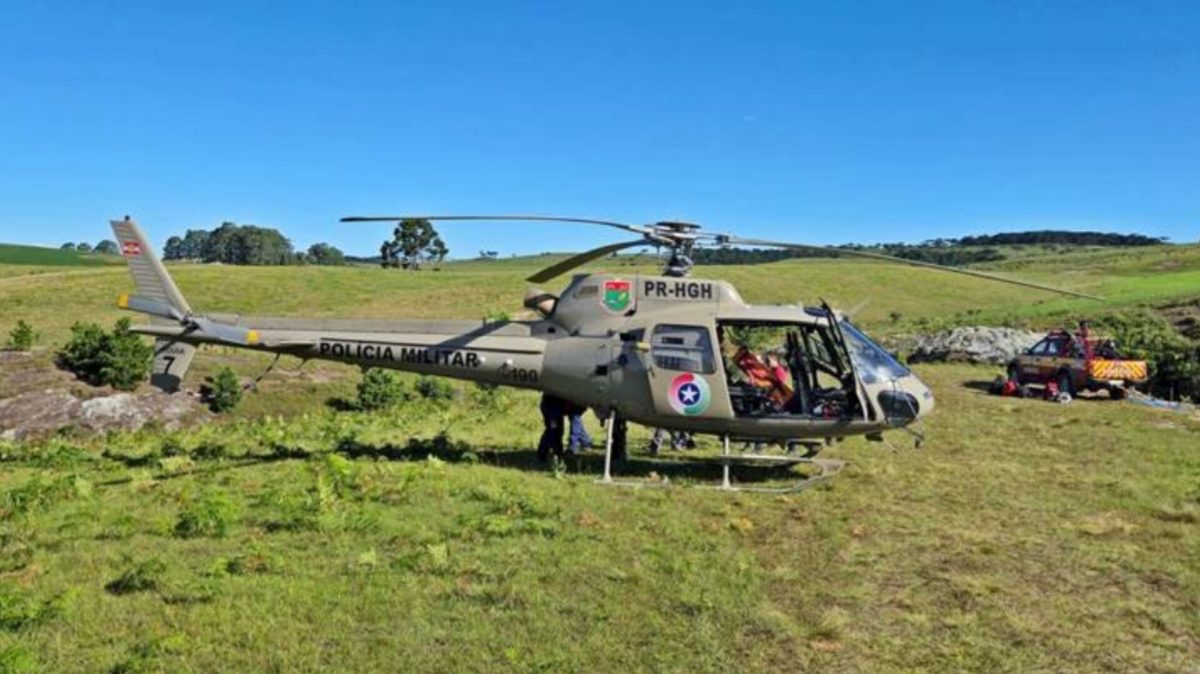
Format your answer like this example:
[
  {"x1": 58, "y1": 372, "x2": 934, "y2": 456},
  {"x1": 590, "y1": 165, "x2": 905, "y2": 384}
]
[{"x1": 110, "y1": 215, "x2": 1096, "y2": 490}]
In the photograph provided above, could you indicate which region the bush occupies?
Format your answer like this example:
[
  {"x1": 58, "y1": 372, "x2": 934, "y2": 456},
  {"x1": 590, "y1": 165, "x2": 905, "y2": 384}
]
[
  {"x1": 58, "y1": 319, "x2": 152, "y2": 390},
  {"x1": 206, "y1": 367, "x2": 242, "y2": 413},
  {"x1": 59, "y1": 322, "x2": 108, "y2": 383},
  {"x1": 174, "y1": 491, "x2": 238, "y2": 538},
  {"x1": 0, "y1": 584, "x2": 71, "y2": 631},
  {"x1": 356, "y1": 368, "x2": 409, "y2": 410},
  {"x1": 1092, "y1": 312, "x2": 1200, "y2": 401},
  {"x1": 105, "y1": 558, "x2": 166, "y2": 595},
  {"x1": 415, "y1": 376, "x2": 455, "y2": 401},
  {"x1": 101, "y1": 319, "x2": 154, "y2": 391},
  {"x1": 0, "y1": 644, "x2": 38, "y2": 674},
  {"x1": 4, "y1": 321, "x2": 35, "y2": 351}
]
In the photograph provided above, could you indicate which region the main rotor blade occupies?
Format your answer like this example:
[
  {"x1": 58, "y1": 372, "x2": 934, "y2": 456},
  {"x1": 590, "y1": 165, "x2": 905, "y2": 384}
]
[
  {"x1": 527, "y1": 239, "x2": 647, "y2": 283},
  {"x1": 724, "y1": 236, "x2": 1104, "y2": 300},
  {"x1": 340, "y1": 214, "x2": 649, "y2": 236}
]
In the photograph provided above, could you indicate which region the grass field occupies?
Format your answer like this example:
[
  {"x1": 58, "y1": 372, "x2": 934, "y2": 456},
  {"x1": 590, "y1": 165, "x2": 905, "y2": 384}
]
[{"x1": 1, "y1": 244, "x2": 1199, "y2": 672}]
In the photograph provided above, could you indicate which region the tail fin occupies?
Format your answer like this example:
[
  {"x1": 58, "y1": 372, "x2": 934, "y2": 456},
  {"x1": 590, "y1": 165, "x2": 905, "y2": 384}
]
[{"x1": 110, "y1": 216, "x2": 196, "y2": 392}]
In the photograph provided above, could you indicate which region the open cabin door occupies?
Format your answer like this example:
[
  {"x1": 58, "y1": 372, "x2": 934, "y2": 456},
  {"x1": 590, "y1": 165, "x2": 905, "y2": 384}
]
[{"x1": 819, "y1": 301, "x2": 880, "y2": 423}]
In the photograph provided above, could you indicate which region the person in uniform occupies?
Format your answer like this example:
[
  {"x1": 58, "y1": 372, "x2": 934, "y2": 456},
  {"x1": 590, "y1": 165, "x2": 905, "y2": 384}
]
[
  {"x1": 537, "y1": 393, "x2": 567, "y2": 462},
  {"x1": 565, "y1": 401, "x2": 593, "y2": 454}
]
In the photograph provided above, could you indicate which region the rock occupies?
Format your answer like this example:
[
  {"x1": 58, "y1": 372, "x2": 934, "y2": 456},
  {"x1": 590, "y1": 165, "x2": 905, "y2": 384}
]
[
  {"x1": 0, "y1": 350, "x2": 211, "y2": 441},
  {"x1": 0, "y1": 388, "x2": 208, "y2": 441},
  {"x1": 908, "y1": 326, "x2": 1042, "y2": 365},
  {"x1": 0, "y1": 389, "x2": 78, "y2": 441}
]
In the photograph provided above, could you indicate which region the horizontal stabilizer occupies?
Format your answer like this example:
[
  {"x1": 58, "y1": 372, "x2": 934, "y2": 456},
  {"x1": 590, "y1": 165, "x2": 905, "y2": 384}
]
[{"x1": 117, "y1": 293, "x2": 260, "y2": 346}]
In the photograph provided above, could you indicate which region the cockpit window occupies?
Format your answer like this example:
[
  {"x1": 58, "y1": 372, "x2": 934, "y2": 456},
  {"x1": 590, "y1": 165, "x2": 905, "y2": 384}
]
[
  {"x1": 651, "y1": 324, "x2": 716, "y2": 374},
  {"x1": 839, "y1": 321, "x2": 910, "y2": 384}
]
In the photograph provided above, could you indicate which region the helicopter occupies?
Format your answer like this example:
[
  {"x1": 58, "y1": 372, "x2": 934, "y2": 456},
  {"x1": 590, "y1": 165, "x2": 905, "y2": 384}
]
[{"x1": 109, "y1": 215, "x2": 1098, "y2": 490}]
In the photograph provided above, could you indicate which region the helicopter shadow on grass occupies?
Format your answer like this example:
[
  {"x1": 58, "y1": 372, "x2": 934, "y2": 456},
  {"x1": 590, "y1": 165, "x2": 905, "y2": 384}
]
[
  {"x1": 335, "y1": 436, "x2": 805, "y2": 486},
  {"x1": 96, "y1": 431, "x2": 813, "y2": 488}
]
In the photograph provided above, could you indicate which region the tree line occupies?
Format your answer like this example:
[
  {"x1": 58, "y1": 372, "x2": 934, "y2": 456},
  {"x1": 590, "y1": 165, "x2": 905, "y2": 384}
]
[
  {"x1": 61, "y1": 240, "x2": 119, "y2": 254},
  {"x1": 691, "y1": 229, "x2": 1167, "y2": 267},
  {"x1": 692, "y1": 244, "x2": 1005, "y2": 267},
  {"x1": 161, "y1": 222, "x2": 346, "y2": 266},
  {"x1": 955, "y1": 230, "x2": 1165, "y2": 247}
]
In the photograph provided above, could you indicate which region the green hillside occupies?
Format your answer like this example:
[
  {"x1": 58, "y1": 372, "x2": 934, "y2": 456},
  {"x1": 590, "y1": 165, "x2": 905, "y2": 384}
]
[
  {"x1": 0, "y1": 243, "x2": 122, "y2": 267},
  {"x1": 3, "y1": 243, "x2": 1198, "y2": 345},
  {"x1": 0, "y1": 243, "x2": 1198, "y2": 672}
]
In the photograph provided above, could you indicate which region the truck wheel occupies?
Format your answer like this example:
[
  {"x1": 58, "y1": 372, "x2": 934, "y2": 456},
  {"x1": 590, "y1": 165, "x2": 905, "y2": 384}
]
[
  {"x1": 1110, "y1": 387, "x2": 1127, "y2": 401},
  {"x1": 1007, "y1": 363, "x2": 1022, "y2": 385},
  {"x1": 1057, "y1": 370, "x2": 1075, "y2": 398}
]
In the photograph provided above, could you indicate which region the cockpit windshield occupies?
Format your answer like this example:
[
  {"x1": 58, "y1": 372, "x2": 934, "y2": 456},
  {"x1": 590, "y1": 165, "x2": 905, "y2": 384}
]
[{"x1": 839, "y1": 320, "x2": 910, "y2": 384}]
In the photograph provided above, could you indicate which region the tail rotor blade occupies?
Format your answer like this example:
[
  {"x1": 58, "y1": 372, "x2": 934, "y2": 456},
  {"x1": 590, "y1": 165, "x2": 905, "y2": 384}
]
[{"x1": 190, "y1": 317, "x2": 259, "y2": 346}]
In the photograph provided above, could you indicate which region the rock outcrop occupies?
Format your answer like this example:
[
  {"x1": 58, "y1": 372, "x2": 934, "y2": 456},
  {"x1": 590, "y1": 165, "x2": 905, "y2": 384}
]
[{"x1": 907, "y1": 327, "x2": 1042, "y2": 365}]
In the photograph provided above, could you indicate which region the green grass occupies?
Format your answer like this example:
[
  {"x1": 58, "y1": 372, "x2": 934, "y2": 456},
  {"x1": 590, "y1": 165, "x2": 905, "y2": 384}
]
[{"x1": 0, "y1": 365, "x2": 1197, "y2": 672}]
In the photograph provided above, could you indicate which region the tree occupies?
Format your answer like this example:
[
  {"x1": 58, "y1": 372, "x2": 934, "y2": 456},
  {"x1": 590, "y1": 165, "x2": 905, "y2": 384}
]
[
  {"x1": 380, "y1": 219, "x2": 448, "y2": 270},
  {"x1": 60, "y1": 243, "x2": 77, "y2": 251},
  {"x1": 180, "y1": 229, "x2": 211, "y2": 259},
  {"x1": 76, "y1": 242, "x2": 92, "y2": 253},
  {"x1": 163, "y1": 236, "x2": 185, "y2": 261},
  {"x1": 197, "y1": 222, "x2": 294, "y2": 265},
  {"x1": 94, "y1": 239, "x2": 119, "y2": 255},
  {"x1": 306, "y1": 242, "x2": 346, "y2": 266}
]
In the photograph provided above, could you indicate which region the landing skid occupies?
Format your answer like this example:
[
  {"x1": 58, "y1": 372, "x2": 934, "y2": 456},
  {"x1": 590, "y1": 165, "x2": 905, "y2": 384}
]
[{"x1": 596, "y1": 413, "x2": 845, "y2": 493}]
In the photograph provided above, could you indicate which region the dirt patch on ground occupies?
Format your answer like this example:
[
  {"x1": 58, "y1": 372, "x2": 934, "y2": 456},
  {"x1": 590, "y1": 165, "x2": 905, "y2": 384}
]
[{"x1": 0, "y1": 350, "x2": 210, "y2": 441}]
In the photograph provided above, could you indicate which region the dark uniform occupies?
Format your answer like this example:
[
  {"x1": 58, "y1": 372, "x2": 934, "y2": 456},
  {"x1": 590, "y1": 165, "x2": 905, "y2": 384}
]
[{"x1": 537, "y1": 393, "x2": 567, "y2": 461}]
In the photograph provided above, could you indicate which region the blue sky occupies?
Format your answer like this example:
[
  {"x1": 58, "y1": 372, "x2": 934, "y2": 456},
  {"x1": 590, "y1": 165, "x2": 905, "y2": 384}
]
[{"x1": 0, "y1": 1, "x2": 1196, "y2": 256}]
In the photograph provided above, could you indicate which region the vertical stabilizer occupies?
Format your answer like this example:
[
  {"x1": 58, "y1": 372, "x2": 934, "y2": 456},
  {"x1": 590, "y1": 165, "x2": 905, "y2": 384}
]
[{"x1": 110, "y1": 216, "x2": 196, "y2": 392}]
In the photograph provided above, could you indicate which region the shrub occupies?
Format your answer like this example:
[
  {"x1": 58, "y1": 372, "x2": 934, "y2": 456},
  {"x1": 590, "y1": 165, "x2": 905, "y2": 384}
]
[
  {"x1": 0, "y1": 584, "x2": 71, "y2": 631},
  {"x1": 105, "y1": 558, "x2": 166, "y2": 595},
  {"x1": 356, "y1": 368, "x2": 409, "y2": 410},
  {"x1": 58, "y1": 319, "x2": 152, "y2": 390},
  {"x1": 0, "y1": 644, "x2": 37, "y2": 674},
  {"x1": 174, "y1": 491, "x2": 238, "y2": 538},
  {"x1": 100, "y1": 319, "x2": 154, "y2": 391},
  {"x1": 59, "y1": 322, "x2": 108, "y2": 383},
  {"x1": 1092, "y1": 312, "x2": 1200, "y2": 401},
  {"x1": 415, "y1": 376, "x2": 455, "y2": 401},
  {"x1": 4, "y1": 321, "x2": 35, "y2": 351},
  {"x1": 206, "y1": 367, "x2": 242, "y2": 413}
]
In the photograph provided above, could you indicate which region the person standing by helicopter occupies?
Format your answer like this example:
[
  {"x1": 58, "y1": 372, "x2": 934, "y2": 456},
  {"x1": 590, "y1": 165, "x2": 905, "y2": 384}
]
[
  {"x1": 565, "y1": 400, "x2": 593, "y2": 454},
  {"x1": 537, "y1": 393, "x2": 567, "y2": 462}
]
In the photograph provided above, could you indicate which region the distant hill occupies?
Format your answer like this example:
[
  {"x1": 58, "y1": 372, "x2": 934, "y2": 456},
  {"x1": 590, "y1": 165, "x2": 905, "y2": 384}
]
[
  {"x1": 954, "y1": 230, "x2": 1165, "y2": 247},
  {"x1": 692, "y1": 229, "x2": 1169, "y2": 267},
  {"x1": 0, "y1": 243, "x2": 122, "y2": 267}
]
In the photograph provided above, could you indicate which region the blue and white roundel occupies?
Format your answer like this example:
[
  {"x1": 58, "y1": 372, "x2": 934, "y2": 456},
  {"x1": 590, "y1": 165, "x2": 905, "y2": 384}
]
[{"x1": 668, "y1": 373, "x2": 711, "y2": 415}]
